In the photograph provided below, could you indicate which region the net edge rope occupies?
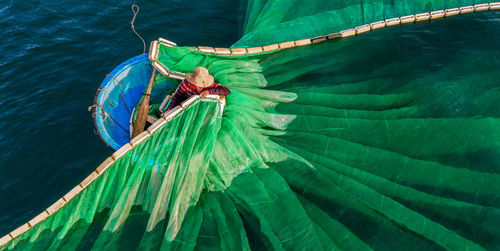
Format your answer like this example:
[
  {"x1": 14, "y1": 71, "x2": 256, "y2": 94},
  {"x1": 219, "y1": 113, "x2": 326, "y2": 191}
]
[{"x1": 194, "y1": 3, "x2": 499, "y2": 56}]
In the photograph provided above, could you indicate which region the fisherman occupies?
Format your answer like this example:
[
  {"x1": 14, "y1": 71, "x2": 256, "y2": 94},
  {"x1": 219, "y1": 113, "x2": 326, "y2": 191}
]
[{"x1": 166, "y1": 66, "x2": 230, "y2": 110}]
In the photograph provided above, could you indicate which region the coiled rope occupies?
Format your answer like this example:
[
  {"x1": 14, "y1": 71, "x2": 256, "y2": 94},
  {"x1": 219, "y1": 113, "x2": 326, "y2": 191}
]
[{"x1": 131, "y1": 4, "x2": 146, "y2": 54}]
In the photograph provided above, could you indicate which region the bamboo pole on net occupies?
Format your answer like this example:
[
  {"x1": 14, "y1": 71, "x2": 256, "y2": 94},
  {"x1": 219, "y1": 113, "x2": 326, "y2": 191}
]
[{"x1": 132, "y1": 70, "x2": 156, "y2": 138}]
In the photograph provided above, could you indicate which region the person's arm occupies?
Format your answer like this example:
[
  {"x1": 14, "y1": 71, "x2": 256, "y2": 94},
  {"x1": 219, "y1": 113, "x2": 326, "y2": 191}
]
[
  {"x1": 206, "y1": 83, "x2": 230, "y2": 96},
  {"x1": 166, "y1": 81, "x2": 188, "y2": 110},
  {"x1": 166, "y1": 91, "x2": 181, "y2": 111}
]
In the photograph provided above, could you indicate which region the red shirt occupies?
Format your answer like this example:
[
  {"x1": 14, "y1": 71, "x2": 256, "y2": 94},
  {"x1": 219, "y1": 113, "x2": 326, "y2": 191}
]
[{"x1": 167, "y1": 79, "x2": 230, "y2": 110}]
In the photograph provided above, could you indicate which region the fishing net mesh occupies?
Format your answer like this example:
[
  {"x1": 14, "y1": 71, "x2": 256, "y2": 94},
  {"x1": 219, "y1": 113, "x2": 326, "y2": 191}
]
[{"x1": 3, "y1": 0, "x2": 500, "y2": 250}]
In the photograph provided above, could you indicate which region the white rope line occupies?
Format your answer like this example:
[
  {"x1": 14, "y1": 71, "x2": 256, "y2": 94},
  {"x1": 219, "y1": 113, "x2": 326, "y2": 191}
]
[{"x1": 190, "y1": 3, "x2": 500, "y2": 56}]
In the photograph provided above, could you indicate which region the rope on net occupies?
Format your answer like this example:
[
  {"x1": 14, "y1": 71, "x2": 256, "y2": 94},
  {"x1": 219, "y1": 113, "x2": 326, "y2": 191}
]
[
  {"x1": 190, "y1": 3, "x2": 500, "y2": 56},
  {"x1": 131, "y1": 4, "x2": 146, "y2": 55}
]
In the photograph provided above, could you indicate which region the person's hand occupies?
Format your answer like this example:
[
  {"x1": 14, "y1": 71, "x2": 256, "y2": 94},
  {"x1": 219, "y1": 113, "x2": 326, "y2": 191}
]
[{"x1": 200, "y1": 90, "x2": 210, "y2": 99}]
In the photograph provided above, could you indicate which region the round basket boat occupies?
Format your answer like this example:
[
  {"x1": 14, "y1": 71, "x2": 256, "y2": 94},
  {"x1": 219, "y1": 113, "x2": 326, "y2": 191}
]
[{"x1": 92, "y1": 54, "x2": 178, "y2": 150}]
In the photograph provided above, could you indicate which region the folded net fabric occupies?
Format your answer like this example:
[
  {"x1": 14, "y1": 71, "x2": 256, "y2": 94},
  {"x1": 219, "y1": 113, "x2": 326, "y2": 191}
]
[{"x1": 3, "y1": 1, "x2": 500, "y2": 250}]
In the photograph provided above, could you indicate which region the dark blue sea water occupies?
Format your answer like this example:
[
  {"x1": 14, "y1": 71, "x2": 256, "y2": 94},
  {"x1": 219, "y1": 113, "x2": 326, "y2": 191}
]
[{"x1": 0, "y1": 0, "x2": 246, "y2": 236}]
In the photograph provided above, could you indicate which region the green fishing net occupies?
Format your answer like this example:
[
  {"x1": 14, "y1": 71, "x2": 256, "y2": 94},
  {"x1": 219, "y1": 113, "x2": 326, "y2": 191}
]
[{"x1": 3, "y1": 0, "x2": 500, "y2": 250}]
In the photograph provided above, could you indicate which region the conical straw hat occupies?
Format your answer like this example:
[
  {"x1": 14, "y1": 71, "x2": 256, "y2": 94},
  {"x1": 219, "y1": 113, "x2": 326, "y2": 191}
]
[{"x1": 185, "y1": 67, "x2": 214, "y2": 88}]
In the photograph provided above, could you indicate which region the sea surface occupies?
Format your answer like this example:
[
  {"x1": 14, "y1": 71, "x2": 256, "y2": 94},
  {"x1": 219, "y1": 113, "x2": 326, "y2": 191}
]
[{"x1": 0, "y1": 0, "x2": 247, "y2": 236}]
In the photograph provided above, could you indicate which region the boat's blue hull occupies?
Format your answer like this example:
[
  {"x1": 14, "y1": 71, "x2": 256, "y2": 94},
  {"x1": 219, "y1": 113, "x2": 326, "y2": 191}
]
[{"x1": 93, "y1": 54, "x2": 176, "y2": 150}]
